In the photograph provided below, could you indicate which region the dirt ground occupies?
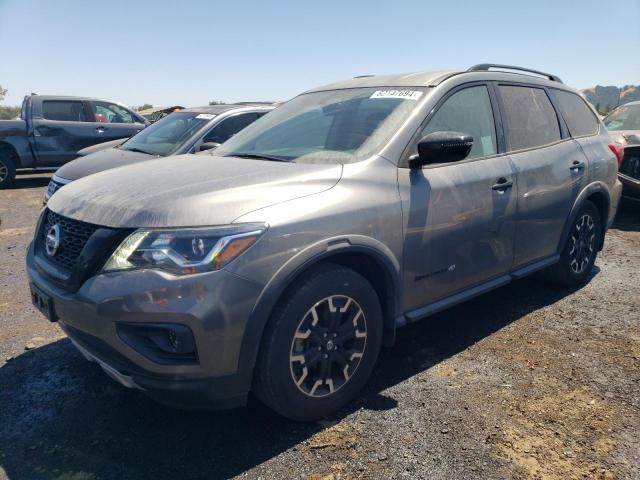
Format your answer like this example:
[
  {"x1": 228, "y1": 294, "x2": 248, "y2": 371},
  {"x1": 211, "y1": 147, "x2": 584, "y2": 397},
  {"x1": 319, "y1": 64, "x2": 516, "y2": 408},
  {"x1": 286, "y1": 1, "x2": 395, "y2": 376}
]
[{"x1": 0, "y1": 174, "x2": 638, "y2": 480}]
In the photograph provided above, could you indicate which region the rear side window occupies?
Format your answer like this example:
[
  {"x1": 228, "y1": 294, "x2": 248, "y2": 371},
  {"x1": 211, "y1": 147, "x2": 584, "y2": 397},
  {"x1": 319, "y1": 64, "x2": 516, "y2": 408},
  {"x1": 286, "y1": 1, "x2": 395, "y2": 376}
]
[
  {"x1": 42, "y1": 100, "x2": 87, "y2": 122},
  {"x1": 553, "y1": 90, "x2": 598, "y2": 137},
  {"x1": 498, "y1": 86, "x2": 560, "y2": 151}
]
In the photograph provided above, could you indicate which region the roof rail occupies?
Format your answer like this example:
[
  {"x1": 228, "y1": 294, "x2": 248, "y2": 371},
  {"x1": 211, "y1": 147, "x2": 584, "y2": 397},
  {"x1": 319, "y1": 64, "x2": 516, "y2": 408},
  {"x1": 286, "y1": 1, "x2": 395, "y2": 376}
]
[{"x1": 467, "y1": 64, "x2": 563, "y2": 83}]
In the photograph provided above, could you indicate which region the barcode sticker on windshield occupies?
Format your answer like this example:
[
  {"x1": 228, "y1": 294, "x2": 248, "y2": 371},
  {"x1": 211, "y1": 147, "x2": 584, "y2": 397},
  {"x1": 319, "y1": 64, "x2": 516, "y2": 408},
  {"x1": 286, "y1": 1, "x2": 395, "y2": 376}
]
[
  {"x1": 370, "y1": 90, "x2": 423, "y2": 100},
  {"x1": 195, "y1": 114, "x2": 216, "y2": 120}
]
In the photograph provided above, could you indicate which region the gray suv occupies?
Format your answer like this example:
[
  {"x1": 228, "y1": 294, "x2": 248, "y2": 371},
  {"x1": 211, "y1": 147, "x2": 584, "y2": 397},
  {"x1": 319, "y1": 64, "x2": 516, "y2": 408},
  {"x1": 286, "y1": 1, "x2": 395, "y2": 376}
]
[{"x1": 27, "y1": 64, "x2": 623, "y2": 421}]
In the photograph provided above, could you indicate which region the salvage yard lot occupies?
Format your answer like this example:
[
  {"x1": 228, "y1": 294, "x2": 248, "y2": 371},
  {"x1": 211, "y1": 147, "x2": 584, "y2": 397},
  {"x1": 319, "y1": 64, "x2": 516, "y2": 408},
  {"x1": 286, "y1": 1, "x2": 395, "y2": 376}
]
[{"x1": 1, "y1": 175, "x2": 638, "y2": 480}]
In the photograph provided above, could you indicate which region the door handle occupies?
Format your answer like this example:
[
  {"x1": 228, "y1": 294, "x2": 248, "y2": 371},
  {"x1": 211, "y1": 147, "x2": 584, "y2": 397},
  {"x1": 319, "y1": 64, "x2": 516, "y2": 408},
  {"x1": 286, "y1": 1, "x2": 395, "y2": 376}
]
[
  {"x1": 570, "y1": 160, "x2": 585, "y2": 171},
  {"x1": 492, "y1": 177, "x2": 513, "y2": 192},
  {"x1": 96, "y1": 126, "x2": 107, "y2": 133}
]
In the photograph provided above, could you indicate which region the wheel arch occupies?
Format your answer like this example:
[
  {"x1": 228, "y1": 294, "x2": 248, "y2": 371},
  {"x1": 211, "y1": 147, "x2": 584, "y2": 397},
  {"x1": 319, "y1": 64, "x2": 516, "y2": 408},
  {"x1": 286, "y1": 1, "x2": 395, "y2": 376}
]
[
  {"x1": 0, "y1": 141, "x2": 21, "y2": 168},
  {"x1": 236, "y1": 236, "x2": 402, "y2": 379},
  {"x1": 559, "y1": 182, "x2": 611, "y2": 253}
]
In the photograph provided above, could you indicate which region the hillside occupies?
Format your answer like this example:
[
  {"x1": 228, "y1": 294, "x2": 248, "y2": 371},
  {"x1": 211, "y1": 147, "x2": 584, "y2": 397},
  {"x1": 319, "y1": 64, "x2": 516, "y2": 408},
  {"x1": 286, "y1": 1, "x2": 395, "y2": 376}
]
[{"x1": 580, "y1": 85, "x2": 640, "y2": 114}]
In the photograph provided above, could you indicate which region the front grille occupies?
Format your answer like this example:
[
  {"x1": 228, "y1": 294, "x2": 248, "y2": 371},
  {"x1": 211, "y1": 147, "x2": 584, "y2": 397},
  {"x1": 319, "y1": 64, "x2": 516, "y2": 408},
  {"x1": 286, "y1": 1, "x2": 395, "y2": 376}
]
[
  {"x1": 41, "y1": 210, "x2": 100, "y2": 271},
  {"x1": 620, "y1": 146, "x2": 640, "y2": 181}
]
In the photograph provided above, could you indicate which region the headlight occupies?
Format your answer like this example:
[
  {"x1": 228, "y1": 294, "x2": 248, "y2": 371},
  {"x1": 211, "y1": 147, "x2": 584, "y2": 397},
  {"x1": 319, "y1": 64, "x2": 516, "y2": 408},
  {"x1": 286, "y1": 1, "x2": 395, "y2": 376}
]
[{"x1": 101, "y1": 223, "x2": 266, "y2": 275}]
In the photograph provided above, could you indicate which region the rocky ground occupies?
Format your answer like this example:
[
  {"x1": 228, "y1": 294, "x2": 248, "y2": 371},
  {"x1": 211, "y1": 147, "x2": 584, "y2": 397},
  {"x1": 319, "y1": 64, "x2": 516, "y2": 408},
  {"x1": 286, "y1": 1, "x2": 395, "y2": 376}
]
[{"x1": 1, "y1": 174, "x2": 638, "y2": 480}]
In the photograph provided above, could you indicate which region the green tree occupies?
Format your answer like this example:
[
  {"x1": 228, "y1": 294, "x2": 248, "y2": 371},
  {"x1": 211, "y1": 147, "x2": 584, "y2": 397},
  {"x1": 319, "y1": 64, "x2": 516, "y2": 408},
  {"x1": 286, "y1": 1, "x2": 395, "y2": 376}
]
[
  {"x1": 0, "y1": 85, "x2": 20, "y2": 119},
  {"x1": 0, "y1": 106, "x2": 21, "y2": 120},
  {"x1": 134, "y1": 103, "x2": 153, "y2": 111},
  {"x1": 209, "y1": 100, "x2": 225, "y2": 105}
]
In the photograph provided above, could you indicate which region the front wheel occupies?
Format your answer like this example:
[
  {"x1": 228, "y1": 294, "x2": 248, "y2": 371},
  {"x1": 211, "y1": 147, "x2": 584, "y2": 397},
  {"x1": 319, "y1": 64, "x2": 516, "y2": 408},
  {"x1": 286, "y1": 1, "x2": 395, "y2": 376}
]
[
  {"x1": 254, "y1": 263, "x2": 383, "y2": 421},
  {"x1": 544, "y1": 200, "x2": 601, "y2": 286}
]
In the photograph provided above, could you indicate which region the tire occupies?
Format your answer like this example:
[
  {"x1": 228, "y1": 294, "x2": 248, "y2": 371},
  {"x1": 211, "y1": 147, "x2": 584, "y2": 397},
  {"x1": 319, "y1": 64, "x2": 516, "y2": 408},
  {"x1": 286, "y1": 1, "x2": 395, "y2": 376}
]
[
  {"x1": 254, "y1": 263, "x2": 383, "y2": 421},
  {"x1": 544, "y1": 200, "x2": 601, "y2": 286},
  {"x1": 0, "y1": 155, "x2": 16, "y2": 189}
]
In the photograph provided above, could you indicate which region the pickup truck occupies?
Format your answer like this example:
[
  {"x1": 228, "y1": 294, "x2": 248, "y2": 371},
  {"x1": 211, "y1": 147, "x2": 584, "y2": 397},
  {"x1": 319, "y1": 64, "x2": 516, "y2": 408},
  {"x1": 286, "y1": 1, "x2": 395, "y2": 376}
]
[{"x1": 0, "y1": 94, "x2": 148, "y2": 187}]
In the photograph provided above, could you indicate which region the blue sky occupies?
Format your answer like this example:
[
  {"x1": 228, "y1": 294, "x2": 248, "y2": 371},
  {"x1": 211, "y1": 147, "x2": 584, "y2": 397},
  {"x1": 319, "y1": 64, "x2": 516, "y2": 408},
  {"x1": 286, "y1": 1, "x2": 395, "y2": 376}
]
[{"x1": 1, "y1": 0, "x2": 638, "y2": 107}]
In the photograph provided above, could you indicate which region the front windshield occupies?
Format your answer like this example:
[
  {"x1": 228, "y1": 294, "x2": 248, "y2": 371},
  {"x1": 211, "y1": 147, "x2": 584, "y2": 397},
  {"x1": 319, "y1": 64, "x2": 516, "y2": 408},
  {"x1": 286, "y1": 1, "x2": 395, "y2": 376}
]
[
  {"x1": 215, "y1": 87, "x2": 428, "y2": 164},
  {"x1": 121, "y1": 111, "x2": 214, "y2": 156},
  {"x1": 604, "y1": 104, "x2": 640, "y2": 131}
]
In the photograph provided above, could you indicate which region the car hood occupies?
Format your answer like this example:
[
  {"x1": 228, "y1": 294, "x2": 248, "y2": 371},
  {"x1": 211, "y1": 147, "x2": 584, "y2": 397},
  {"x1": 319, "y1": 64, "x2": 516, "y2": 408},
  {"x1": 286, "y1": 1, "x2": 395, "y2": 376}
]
[
  {"x1": 608, "y1": 130, "x2": 640, "y2": 147},
  {"x1": 55, "y1": 148, "x2": 154, "y2": 181},
  {"x1": 76, "y1": 138, "x2": 129, "y2": 157},
  {"x1": 48, "y1": 154, "x2": 343, "y2": 228}
]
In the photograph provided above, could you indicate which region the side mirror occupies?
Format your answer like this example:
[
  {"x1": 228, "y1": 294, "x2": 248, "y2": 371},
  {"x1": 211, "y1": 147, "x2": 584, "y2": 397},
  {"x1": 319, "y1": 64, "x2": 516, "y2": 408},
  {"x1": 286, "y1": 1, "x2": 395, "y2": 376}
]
[
  {"x1": 409, "y1": 131, "x2": 473, "y2": 168},
  {"x1": 196, "y1": 142, "x2": 221, "y2": 152}
]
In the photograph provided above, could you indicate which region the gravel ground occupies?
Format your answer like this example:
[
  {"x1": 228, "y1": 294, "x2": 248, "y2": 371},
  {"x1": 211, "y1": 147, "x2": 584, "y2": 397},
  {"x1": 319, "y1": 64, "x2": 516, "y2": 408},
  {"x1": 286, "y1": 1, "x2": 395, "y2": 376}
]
[{"x1": 1, "y1": 174, "x2": 639, "y2": 480}]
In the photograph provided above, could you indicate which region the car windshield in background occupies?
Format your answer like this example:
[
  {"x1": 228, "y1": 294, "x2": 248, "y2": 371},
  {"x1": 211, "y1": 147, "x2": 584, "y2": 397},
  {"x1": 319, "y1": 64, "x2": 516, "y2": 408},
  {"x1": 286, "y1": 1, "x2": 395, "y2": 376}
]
[
  {"x1": 121, "y1": 112, "x2": 214, "y2": 156},
  {"x1": 216, "y1": 87, "x2": 428, "y2": 164},
  {"x1": 604, "y1": 104, "x2": 640, "y2": 131}
]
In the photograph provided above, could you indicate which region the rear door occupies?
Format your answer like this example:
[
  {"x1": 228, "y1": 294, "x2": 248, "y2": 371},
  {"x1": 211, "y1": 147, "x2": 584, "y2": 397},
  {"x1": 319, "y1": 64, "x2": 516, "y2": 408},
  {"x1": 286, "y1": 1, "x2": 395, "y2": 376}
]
[
  {"x1": 33, "y1": 99, "x2": 98, "y2": 166},
  {"x1": 398, "y1": 84, "x2": 517, "y2": 310},
  {"x1": 550, "y1": 89, "x2": 603, "y2": 187},
  {"x1": 88, "y1": 101, "x2": 146, "y2": 143},
  {"x1": 497, "y1": 84, "x2": 586, "y2": 267}
]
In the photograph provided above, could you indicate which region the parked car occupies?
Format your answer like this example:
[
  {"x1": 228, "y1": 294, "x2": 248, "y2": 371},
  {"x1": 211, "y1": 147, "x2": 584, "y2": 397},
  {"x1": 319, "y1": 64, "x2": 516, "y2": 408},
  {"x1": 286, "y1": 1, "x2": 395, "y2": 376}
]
[
  {"x1": 0, "y1": 94, "x2": 148, "y2": 188},
  {"x1": 604, "y1": 101, "x2": 640, "y2": 202},
  {"x1": 44, "y1": 104, "x2": 275, "y2": 202},
  {"x1": 27, "y1": 64, "x2": 622, "y2": 421}
]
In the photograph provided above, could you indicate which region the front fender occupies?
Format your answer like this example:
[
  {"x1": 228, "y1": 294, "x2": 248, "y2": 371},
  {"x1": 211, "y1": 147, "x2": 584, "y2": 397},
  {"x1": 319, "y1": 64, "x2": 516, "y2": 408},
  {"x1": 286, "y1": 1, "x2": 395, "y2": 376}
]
[{"x1": 235, "y1": 234, "x2": 402, "y2": 378}]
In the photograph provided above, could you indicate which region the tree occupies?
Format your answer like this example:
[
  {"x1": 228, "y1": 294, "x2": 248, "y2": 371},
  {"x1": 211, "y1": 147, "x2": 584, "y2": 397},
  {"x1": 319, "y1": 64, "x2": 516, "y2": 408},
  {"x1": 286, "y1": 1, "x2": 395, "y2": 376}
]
[
  {"x1": 0, "y1": 106, "x2": 20, "y2": 120},
  {"x1": 209, "y1": 100, "x2": 225, "y2": 105},
  {"x1": 134, "y1": 103, "x2": 153, "y2": 111},
  {"x1": 0, "y1": 84, "x2": 6, "y2": 102}
]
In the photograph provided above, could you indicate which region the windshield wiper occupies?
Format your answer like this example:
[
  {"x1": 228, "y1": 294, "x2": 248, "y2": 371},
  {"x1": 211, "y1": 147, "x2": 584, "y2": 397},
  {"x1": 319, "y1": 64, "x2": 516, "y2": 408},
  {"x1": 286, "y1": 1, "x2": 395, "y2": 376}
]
[
  {"x1": 122, "y1": 147, "x2": 156, "y2": 155},
  {"x1": 228, "y1": 152, "x2": 291, "y2": 162}
]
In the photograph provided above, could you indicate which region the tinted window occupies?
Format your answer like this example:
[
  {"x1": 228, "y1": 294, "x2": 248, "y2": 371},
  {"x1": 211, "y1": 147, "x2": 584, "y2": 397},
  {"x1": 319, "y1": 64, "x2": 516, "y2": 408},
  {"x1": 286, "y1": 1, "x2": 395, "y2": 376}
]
[
  {"x1": 204, "y1": 113, "x2": 259, "y2": 143},
  {"x1": 499, "y1": 86, "x2": 560, "y2": 151},
  {"x1": 42, "y1": 100, "x2": 87, "y2": 122},
  {"x1": 91, "y1": 101, "x2": 135, "y2": 124},
  {"x1": 417, "y1": 85, "x2": 497, "y2": 160},
  {"x1": 553, "y1": 90, "x2": 599, "y2": 137},
  {"x1": 604, "y1": 104, "x2": 640, "y2": 131}
]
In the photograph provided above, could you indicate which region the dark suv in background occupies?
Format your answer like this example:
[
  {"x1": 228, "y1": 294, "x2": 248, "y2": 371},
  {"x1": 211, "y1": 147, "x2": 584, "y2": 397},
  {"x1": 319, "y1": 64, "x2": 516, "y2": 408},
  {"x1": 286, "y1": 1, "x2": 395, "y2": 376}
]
[{"x1": 27, "y1": 64, "x2": 622, "y2": 420}]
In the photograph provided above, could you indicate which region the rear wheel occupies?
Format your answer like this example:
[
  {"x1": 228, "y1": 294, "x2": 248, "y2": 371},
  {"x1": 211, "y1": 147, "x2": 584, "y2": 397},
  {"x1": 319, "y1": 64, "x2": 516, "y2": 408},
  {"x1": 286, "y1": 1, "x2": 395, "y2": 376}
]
[
  {"x1": 254, "y1": 263, "x2": 382, "y2": 421},
  {"x1": 0, "y1": 156, "x2": 16, "y2": 188},
  {"x1": 544, "y1": 200, "x2": 601, "y2": 286}
]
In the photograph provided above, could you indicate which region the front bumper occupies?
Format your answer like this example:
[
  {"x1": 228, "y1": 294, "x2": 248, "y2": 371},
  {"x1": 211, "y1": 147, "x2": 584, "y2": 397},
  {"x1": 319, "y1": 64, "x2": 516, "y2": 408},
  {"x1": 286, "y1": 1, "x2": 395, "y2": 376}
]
[{"x1": 26, "y1": 243, "x2": 264, "y2": 409}]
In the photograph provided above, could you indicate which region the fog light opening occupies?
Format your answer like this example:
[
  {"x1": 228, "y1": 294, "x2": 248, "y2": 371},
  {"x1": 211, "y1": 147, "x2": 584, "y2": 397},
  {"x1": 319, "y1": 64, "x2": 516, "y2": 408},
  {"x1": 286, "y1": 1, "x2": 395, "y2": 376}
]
[{"x1": 116, "y1": 323, "x2": 198, "y2": 365}]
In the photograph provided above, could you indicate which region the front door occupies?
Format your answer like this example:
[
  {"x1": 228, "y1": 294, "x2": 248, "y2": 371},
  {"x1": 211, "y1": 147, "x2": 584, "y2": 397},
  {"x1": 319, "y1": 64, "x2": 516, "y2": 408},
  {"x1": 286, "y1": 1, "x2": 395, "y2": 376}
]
[
  {"x1": 88, "y1": 101, "x2": 146, "y2": 143},
  {"x1": 398, "y1": 84, "x2": 517, "y2": 312}
]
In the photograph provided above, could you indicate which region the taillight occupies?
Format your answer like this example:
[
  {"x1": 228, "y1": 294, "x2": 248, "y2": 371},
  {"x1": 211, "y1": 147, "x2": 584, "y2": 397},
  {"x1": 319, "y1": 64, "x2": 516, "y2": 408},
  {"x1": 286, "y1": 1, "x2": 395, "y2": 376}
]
[{"x1": 608, "y1": 143, "x2": 625, "y2": 168}]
